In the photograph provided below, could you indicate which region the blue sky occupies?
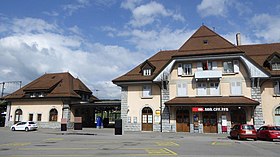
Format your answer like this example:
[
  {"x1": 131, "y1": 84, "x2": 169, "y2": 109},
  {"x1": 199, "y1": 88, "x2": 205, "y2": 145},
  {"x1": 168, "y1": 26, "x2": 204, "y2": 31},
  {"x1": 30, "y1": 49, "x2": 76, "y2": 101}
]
[{"x1": 1, "y1": 0, "x2": 280, "y2": 99}]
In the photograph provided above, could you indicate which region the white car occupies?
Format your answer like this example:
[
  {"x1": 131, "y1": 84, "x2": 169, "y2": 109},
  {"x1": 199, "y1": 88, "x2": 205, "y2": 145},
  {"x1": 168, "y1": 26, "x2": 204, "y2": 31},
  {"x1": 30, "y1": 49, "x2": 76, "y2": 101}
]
[{"x1": 11, "y1": 121, "x2": 38, "y2": 131}]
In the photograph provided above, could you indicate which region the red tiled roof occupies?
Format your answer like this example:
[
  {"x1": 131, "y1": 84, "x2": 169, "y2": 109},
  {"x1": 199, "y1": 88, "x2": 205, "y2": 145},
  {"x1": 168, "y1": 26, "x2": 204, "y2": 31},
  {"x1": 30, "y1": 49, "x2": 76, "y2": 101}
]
[
  {"x1": 5, "y1": 72, "x2": 92, "y2": 99},
  {"x1": 165, "y1": 96, "x2": 259, "y2": 106}
]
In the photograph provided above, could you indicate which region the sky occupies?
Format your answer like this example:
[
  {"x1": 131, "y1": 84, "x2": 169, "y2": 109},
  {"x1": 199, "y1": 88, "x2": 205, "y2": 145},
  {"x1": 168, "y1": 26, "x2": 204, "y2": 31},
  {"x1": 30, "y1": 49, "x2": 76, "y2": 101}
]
[{"x1": 1, "y1": 0, "x2": 280, "y2": 99}]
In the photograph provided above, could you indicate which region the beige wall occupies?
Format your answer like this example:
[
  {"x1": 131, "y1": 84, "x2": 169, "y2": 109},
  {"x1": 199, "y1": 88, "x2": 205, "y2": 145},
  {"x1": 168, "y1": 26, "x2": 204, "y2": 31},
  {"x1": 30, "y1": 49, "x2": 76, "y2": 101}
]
[
  {"x1": 10, "y1": 100, "x2": 63, "y2": 123},
  {"x1": 261, "y1": 80, "x2": 280, "y2": 125},
  {"x1": 127, "y1": 84, "x2": 161, "y2": 123},
  {"x1": 169, "y1": 60, "x2": 251, "y2": 99}
]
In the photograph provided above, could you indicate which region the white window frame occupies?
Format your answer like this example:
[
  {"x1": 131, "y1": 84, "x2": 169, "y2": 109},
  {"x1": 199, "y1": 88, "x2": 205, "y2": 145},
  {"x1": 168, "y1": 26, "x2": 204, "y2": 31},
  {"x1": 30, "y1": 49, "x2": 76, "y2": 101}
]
[
  {"x1": 143, "y1": 69, "x2": 152, "y2": 76},
  {"x1": 183, "y1": 63, "x2": 192, "y2": 75},
  {"x1": 209, "y1": 82, "x2": 220, "y2": 96},
  {"x1": 142, "y1": 85, "x2": 152, "y2": 97},
  {"x1": 177, "y1": 83, "x2": 187, "y2": 97},
  {"x1": 197, "y1": 82, "x2": 207, "y2": 96},
  {"x1": 231, "y1": 81, "x2": 242, "y2": 95},
  {"x1": 272, "y1": 63, "x2": 280, "y2": 70},
  {"x1": 223, "y1": 61, "x2": 234, "y2": 73}
]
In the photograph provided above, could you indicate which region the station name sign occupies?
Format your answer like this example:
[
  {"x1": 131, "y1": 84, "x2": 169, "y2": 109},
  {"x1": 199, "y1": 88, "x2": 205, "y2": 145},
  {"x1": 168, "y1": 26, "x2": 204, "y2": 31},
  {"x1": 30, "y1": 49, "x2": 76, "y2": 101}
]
[{"x1": 192, "y1": 107, "x2": 229, "y2": 112}]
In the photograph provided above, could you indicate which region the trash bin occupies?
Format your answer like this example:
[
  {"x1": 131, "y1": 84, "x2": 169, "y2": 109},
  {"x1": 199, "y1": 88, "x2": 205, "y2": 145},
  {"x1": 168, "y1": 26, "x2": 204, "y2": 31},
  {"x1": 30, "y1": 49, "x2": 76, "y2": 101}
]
[
  {"x1": 74, "y1": 117, "x2": 82, "y2": 130},
  {"x1": 115, "y1": 119, "x2": 122, "y2": 135},
  {"x1": 103, "y1": 118, "x2": 109, "y2": 128},
  {"x1": 61, "y1": 118, "x2": 67, "y2": 131},
  {"x1": 96, "y1": 116, "x2": 102, "y2": 129}
]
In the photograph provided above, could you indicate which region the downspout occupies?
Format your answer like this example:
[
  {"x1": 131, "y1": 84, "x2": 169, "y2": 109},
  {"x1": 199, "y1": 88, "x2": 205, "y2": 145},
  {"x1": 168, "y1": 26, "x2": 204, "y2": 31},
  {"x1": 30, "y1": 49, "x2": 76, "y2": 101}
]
[{"x1": 155, "y1": 82, "x2": 162, "y2": 132}]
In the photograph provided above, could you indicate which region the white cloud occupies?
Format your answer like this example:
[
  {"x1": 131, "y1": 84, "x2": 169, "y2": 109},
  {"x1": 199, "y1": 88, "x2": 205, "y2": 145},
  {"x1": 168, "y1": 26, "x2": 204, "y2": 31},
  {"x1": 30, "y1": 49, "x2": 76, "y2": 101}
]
[
  {"x1": 116, "y1": 27, "x2": 195, "y2": 52},
  {"x1": 0, "y1": 17, "x2": 145, "y2": 99},
  {"x1": 123, "y1": 1, "x2": 185, "y2": 27},
  {"x1": 197, "y1": 0, "x2": 229, "y2": 17},
  {"x1": 63, "y1": 0, "x2": 91, "y2": 16},
  {"x1": 250, "y1": 13, "x2": 280, "y2": 43}
]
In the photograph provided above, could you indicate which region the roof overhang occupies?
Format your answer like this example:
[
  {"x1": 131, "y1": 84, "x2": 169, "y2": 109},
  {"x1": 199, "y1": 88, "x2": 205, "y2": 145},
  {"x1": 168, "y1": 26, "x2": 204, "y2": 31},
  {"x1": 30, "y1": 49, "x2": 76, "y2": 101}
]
[{"x1": 165, "y1": 96, "x2": 259, "y2": 106}]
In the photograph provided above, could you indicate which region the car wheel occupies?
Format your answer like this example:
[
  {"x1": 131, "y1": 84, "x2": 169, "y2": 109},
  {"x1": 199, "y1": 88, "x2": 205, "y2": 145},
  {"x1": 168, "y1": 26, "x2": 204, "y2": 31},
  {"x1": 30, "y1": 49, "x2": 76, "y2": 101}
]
[
  {"x1": 254, "y1": 138, "x2": 257, "y2": 141},
  {"x1": 11, "y1": 127, "x2": 15, "y2": 131},
  {"x1": 25, "y1": 127, "x2": 29, "y2": 132}
]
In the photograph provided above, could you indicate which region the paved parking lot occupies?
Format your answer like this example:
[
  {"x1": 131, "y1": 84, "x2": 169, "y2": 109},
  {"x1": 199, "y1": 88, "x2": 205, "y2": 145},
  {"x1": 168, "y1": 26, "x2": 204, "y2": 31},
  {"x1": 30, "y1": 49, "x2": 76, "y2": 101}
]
[{"x1": 0, "y1": 127, "x2": 280, "y2": 157}]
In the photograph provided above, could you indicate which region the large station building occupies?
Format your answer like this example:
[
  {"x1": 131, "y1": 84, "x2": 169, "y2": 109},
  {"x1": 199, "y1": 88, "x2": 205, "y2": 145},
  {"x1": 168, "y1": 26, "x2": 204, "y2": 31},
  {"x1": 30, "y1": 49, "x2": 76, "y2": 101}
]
[{"x1": 113, "y1": 25, "x2": 280, "y2": 133}]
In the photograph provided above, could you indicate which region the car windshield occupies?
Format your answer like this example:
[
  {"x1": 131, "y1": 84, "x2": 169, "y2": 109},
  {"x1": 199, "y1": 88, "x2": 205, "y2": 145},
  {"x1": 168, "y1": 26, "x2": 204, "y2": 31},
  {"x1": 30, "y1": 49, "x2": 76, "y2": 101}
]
[
  {"x1": 269, "y1": 126, "x2": 280, "y2": 130},
  {"x1": 242, "y1": 125, "x2": 254, "y2": 130},
  {"x1": 29, "y1": 122, "x2": 35, "y2": 124}
]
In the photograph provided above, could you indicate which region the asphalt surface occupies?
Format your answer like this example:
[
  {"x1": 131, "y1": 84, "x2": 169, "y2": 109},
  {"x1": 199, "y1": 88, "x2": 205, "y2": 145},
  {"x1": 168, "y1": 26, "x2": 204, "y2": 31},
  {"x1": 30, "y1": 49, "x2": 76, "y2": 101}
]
[{"x1": 0, "y1": 127, "x2": 280, "y2": 157}]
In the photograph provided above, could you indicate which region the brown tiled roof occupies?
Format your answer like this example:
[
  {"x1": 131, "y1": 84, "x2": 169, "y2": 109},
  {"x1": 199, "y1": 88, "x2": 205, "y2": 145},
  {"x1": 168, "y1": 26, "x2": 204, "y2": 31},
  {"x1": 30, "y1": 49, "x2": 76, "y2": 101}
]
[
  {"x1": 175, "y1": 25, "x2": 243, "y2": 57},
  {"x1": 112, "y1": 50, "x2": 176, "y2": 82},
  {"x1": 113, "y1": 25, "x2": 280, "y2": 83},
  {"x1": 238, "y1": 43, "x2": 280, "y2": 76},
  {"x1": 165, "y1": 96, "x2": 259, "y2": 106},
  {"x1": 5, "y1": 72, "x2": 92, "y2": 99}
]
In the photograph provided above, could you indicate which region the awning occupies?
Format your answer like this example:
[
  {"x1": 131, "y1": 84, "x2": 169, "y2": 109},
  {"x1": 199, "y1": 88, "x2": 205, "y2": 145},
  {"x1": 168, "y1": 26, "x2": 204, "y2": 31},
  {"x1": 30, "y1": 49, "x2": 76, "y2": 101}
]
[{"x1": 165, "y1": 96, "x2": 259, "y2": 106}]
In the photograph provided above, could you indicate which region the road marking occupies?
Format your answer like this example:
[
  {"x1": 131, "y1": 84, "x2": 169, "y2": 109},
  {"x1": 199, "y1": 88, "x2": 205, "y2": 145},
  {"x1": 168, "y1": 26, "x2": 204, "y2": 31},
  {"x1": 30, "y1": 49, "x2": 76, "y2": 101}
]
[
  {"x1": 0, "y1": 142, "x2": 31, "y2": 147},
  {"x1": 211, "y1": 141, "x2": 232, "y2": 146},
  {"x1": 19, "y1": 147, "x2": 98, "y2": 151},
  {"x1": 44, "y1": 138, "x2": 64, "y2": 141},
  {"x1": 146, "y1": 148, "x2": 177, "y2": 155},
  {"x1": 155, "y1": 141, "x2": 179, "y2": 146}
]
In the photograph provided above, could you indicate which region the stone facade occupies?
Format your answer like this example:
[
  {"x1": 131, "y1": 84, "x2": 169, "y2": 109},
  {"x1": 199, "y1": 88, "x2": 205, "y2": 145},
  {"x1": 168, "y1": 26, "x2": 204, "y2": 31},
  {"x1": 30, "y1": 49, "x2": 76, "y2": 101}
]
[{"x1": 252, "y1": 86, "x2": 264, "y2": 129}]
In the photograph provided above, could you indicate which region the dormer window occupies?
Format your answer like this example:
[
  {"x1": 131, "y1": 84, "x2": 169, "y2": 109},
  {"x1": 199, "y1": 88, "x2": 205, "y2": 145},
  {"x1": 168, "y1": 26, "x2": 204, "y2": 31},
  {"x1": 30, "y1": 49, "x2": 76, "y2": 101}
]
[
  {"x1": 141, "y1": 60, "x2": 155, "y2": 76},
  {"x1": 203, "y1": 39, "x2": 208, "y2": 45},
  {"x1": 143, "y1": 69, "x2": 152, "y2": 76},
  {"x1": 272, "y1": 63, "x2": 280, "y2": 70}
]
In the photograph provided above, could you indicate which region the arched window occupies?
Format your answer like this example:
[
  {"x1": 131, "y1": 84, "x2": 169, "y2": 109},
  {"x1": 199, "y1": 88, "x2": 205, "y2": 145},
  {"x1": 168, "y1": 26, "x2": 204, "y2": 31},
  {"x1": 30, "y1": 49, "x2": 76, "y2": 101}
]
[
  {"x1": 14, "y1": 109, "x2": 23, "y2": 123},
  {"x1": 49, "y1": 109, "x2": 58, "y2": 121},
  {"x1": 275, "y1": 106, "x2": 280, "y2": 126},
  {"x1": 275, "y1": 106, "x2": 280, "y2": 115}
]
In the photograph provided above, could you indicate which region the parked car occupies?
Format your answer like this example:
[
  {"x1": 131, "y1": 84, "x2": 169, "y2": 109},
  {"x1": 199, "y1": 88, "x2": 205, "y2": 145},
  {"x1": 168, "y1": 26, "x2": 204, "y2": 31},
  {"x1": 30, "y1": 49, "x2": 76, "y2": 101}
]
[
  {"x1": 10, "y1": 121, "x2": 38, "y2": 131},
  {"x1": 257, "y1": 126, "x2": 280, "y2": 141},
  {"x1": 230, "y1": 124, "x2": 257, "y2": 140}
]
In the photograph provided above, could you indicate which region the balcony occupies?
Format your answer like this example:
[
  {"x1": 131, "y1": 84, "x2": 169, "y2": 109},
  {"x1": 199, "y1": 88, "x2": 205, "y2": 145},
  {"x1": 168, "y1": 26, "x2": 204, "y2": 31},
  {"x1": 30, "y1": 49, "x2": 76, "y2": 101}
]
[{"x1": 195, "y1": 70, "x2": 222, "y2": 81}]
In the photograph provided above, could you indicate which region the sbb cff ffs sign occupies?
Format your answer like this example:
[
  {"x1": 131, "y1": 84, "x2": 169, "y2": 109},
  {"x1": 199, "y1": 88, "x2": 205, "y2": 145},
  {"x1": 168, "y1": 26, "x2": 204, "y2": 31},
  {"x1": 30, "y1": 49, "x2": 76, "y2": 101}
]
[{"x1": 192, "y1": 107, "x2": 229, "y2": 112}]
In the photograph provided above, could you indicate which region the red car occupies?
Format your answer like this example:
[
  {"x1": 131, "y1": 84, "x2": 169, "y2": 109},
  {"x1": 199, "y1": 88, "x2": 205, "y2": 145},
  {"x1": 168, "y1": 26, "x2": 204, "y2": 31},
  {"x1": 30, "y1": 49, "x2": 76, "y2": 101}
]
[
  {"x1": 257, "y1": 126, "x2": 280, "y2": 141},
  {"x1": 230, "y1": 124, "x2": 257, "y2": 140}
]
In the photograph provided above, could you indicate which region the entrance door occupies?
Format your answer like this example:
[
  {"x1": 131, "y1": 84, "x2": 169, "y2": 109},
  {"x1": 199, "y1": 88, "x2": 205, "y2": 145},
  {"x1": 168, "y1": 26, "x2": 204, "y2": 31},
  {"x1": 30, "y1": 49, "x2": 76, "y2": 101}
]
[
  {"x1": 203, "y1": 112, "x2": 217, "y2": 133},
  {"x1": 14, "y1": 109, "x2": 23, "y2": 124},
  {"x1": 230, "y1": 108, "x2": 246, "y2": 125},
  {"x1": 176, "y1": 109, "x2": 190, "y2": 132},
  {"x1": 142, "y1": 107, "x2": 153, "y2": 131}
]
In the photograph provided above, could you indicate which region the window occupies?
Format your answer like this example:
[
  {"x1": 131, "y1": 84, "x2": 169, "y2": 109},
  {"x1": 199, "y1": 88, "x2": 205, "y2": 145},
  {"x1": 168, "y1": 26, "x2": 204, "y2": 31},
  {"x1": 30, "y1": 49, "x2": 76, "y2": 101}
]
[
  {"x1": 37, "y1": 114, "x2": 42, "y2": 121},
  {"x1": 223, "y1": 61, "x2": 234, "y2": 73},
  {"x1": 133, "y1": 117, "x2": 137, "y2": 123},
  {"x1": 272, "y1": 63, "x2": 280, "y2": 70},
  {"x1": 210, "y1": 82, "x2": 220, "y2": 96},
  {"x1": 183, "y1": 63, "x2": 192, "y2": 75},
  {"x1": 49, "y1": 109, "x2": 58, "y2": 121},
  {"x1": 29, "y1": 114, "x2": 33, "y2": 121},
  {"x1": 127, "y1": 116, "x2": 131, "y2": 123},
  {"x1": 143, "y1": 69, "x2": 152, "y2": 76},
  {"x1": 142, "y1": 85, "x2": 152, "y2": 97},
  {"x1": 202, "y1": 61, "x2": 212, "y2": 70},
  {"x1": 15, "y1": 109, "x2": 23, "y2": 123},
  {"x1": 231, "y1": 82, "x2": 242, "y2": 95},
  {"x1": 197, "y1": 82, "x2": 207, "y2": 96},
  {"x1": 274, "y1": 81, "x2": 280, "y2": 95},
  {"x1": 177, "y1": 83, "x2": 187, "y2": 96}
]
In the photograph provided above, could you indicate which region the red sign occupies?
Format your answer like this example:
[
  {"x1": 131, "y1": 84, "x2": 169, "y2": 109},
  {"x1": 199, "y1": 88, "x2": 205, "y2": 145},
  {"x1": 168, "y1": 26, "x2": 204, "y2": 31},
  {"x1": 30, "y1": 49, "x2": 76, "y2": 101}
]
[{"x1": 192, "y1": 107, "x2": 204, "y2": 112}]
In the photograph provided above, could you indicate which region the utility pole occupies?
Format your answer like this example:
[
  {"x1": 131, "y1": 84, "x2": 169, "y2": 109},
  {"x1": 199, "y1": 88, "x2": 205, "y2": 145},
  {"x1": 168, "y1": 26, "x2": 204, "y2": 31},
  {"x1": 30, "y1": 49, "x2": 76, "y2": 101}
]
[{"x1": 0, "y1": 81, "x2": 22, "y2": 98}]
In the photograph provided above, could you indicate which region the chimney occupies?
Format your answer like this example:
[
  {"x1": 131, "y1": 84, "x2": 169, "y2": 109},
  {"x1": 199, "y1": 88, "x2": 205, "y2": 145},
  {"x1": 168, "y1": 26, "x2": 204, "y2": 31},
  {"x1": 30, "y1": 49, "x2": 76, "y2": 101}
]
[{"x1": 236, "y1": 33, "x2": 241, "y2": 46}]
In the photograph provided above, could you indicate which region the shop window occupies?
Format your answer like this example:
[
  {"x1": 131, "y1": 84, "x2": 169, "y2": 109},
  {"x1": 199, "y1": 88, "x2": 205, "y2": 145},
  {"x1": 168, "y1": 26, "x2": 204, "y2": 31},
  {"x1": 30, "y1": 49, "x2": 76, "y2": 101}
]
[{"x1": 49, "y1": 109, "x2": 58, "y2": 122}]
